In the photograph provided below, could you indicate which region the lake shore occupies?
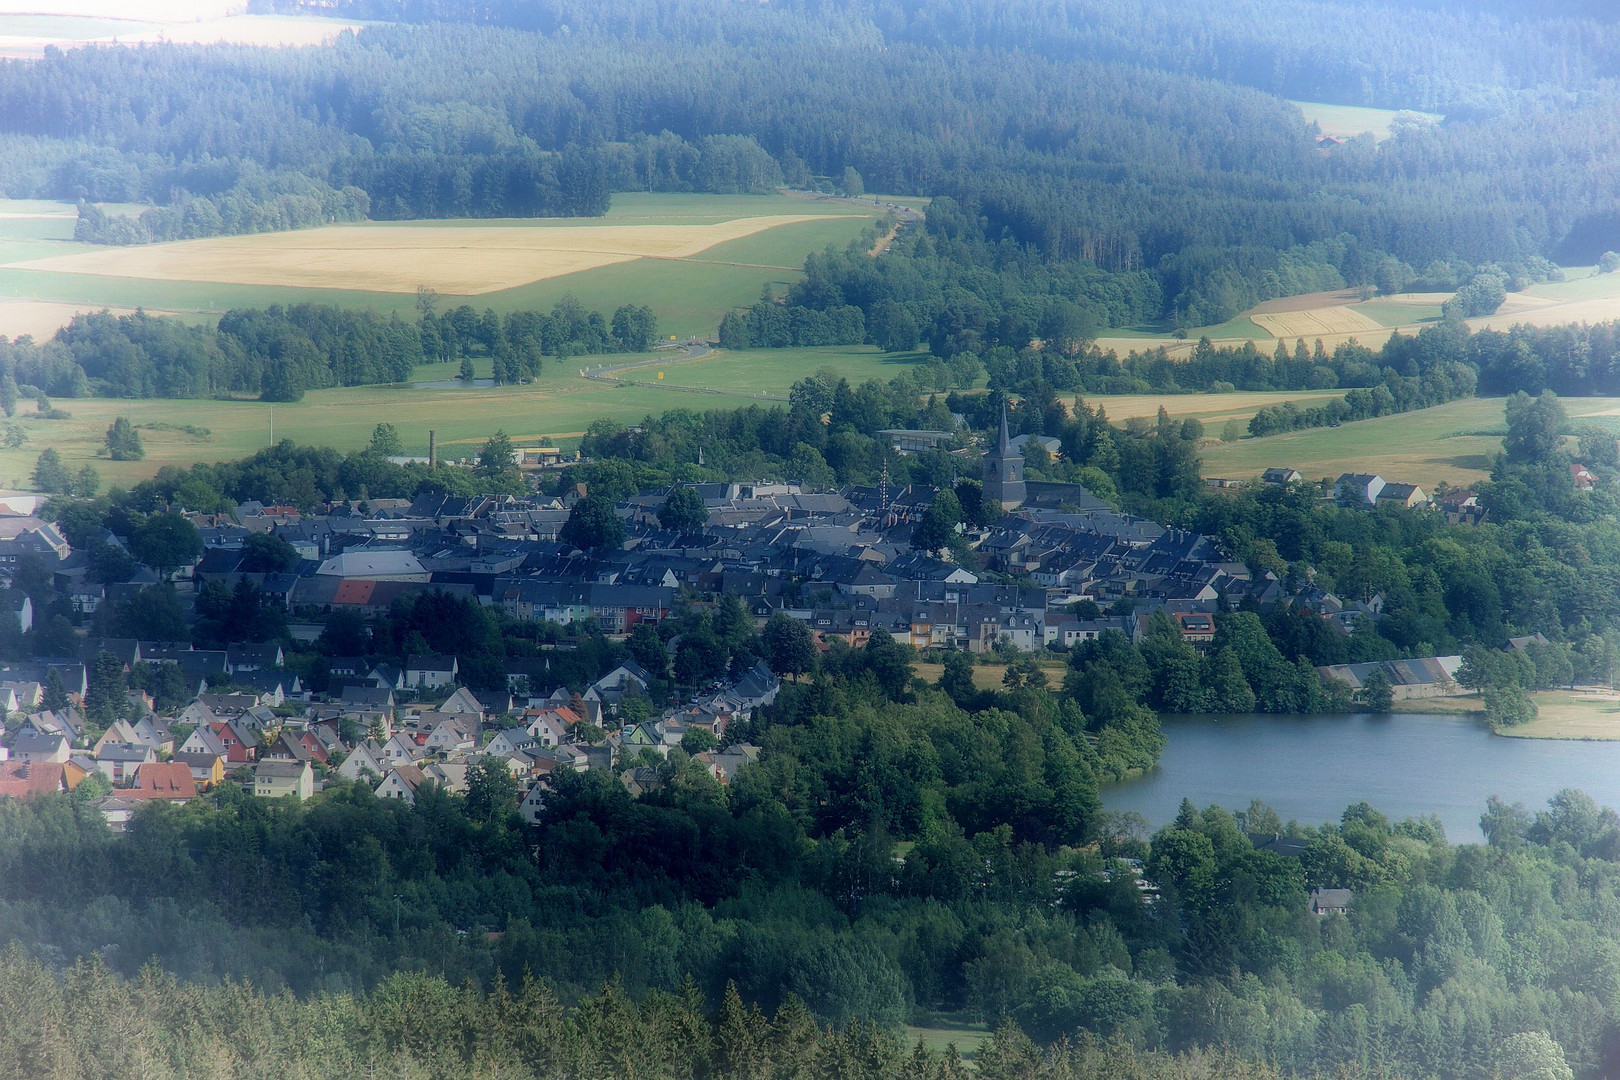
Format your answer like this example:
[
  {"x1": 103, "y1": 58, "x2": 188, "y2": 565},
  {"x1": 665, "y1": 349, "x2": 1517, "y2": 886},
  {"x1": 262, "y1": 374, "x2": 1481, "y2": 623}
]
[{"x1": 1380, "y1": 690, "x2": 1620, "y2": 741}]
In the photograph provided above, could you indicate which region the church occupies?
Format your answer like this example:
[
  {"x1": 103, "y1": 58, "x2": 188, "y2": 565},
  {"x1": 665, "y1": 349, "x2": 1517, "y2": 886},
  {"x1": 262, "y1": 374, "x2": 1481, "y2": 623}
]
[{"x1": 982, "y1": 403, "x2": 1025, "y2": 510}]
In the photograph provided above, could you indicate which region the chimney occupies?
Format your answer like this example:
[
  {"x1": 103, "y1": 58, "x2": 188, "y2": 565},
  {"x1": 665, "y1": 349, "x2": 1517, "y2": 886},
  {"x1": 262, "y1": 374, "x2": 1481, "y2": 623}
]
[{"x1": 428, "y1": 430, "x2": 437, "y2": 468}]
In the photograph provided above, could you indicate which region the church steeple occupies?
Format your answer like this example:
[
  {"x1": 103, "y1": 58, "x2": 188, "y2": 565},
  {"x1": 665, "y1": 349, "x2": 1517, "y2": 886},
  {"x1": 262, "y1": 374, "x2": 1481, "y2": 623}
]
[{"x1": 982, "y1": 400, "x2": 1026, "y2": 511}]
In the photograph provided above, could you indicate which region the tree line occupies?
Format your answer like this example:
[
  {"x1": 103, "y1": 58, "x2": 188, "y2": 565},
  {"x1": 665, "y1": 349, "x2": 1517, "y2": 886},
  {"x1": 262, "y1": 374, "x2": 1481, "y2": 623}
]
[{"x1": 0, "y1": 296, "x2": 655, "y2": 402}]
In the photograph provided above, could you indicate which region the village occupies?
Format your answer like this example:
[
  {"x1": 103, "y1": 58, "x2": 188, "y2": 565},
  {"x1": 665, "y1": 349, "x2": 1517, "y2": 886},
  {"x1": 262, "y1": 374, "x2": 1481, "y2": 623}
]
[{"x1": 0, "y1": 413, "x2": 1501, "y2": 822}]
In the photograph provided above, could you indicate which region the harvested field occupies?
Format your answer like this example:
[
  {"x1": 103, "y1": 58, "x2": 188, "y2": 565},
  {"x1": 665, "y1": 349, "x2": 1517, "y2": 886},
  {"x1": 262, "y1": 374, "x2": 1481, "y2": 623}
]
[
  {"x1": 4, "y1": 215, "x2": 838, "y2": 296},
  {"x1": 1250, "y1": 306, "x2": 1385, "y2": 338},
  {"x1": 0, "y1": 299, "x2": 192, "y2": 339}
]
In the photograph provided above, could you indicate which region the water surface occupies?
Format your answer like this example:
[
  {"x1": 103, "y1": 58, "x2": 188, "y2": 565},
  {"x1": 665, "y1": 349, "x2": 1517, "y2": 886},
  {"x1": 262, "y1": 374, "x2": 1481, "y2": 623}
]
[{"x1": 1102, "y1": 712, "x2": 1620, "y2": 842}]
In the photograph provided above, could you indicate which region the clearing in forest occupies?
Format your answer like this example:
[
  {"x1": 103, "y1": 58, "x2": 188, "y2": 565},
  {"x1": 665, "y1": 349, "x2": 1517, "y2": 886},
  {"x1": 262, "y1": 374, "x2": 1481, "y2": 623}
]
[{"x1": 3, "y1": 215, "x2": 839, "y2": 296}]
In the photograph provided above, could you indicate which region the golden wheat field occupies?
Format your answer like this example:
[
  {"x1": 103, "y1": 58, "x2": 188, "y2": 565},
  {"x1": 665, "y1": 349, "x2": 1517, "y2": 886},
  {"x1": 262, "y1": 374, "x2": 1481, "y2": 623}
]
[
  {"x1": 0, "y1": 299, "x2": 192, "y2": 339},
  {"x1": 3, "y1": 215, "x2": 838, "y2": 295},
  {"x1": 1249, "y1": 306, "x2": 1385, "y2": 338}
]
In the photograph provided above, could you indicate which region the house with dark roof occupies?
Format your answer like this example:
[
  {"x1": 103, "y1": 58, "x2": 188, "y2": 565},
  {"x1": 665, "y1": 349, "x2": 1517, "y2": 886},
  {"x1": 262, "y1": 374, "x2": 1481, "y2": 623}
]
[
  {"x1": 406, "y1": 654, "x2": 459, "y2": 690},
  {"x1": 253, "y1": 759, "x2": 313, "y2": 800},
  {"x1": 1334, "y1": 473, "x2": 1385, "y2": 506}
]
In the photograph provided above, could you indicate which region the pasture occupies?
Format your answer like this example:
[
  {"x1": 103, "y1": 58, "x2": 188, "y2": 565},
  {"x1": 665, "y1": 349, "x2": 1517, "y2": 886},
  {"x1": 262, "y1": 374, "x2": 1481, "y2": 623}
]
[
  {"x1": 0, "y1": 192, "x2": 887, "y2": 340},
  {"x1": 1197, "y1": 394, "x2": 1620, "y2": 488},
  {"x1": 0, "y1": 345, "x2": 926, "y2": 489},
  {"x1": 1195, "y1": 397, "x2": 1513, "y2": 487}
]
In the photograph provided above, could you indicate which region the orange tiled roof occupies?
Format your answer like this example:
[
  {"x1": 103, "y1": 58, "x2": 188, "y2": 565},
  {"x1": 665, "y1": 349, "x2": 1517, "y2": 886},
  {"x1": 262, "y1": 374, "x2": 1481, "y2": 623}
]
[{"x1": 334, "y1": 579, "x2": 378, "y2": 605}]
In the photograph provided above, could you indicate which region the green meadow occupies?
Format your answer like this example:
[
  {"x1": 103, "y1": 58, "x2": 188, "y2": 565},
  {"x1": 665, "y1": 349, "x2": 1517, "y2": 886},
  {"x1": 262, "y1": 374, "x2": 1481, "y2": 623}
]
[
  {"x1": 1198, "y1": 395, "x2": 1620, "y2": 488},
  {"x1": 0, "y1": 345, "x2": 937, "y2": 490}
]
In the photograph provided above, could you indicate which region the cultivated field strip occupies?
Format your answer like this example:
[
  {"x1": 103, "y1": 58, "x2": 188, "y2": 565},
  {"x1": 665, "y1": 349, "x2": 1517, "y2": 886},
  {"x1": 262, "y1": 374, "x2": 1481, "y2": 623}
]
[
  {"x1": 1250, "y1": 306, "x2": 1385, "y2": 338},
  {"x1": 3, "y1": 215, "x2": 837, "y2": 295}
]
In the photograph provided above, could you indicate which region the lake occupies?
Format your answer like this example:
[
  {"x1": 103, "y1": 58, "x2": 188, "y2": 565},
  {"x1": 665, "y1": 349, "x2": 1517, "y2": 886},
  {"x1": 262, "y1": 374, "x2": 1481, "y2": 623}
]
[{"x1": 1102, "y1": 712, "x2": 1620, "y2": 843}]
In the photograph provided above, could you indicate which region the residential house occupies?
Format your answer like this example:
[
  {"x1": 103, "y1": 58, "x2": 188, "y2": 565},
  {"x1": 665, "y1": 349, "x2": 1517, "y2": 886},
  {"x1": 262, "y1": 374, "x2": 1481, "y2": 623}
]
[
  {"x1": 1375, "y1": 482, "x2": 1428, "y2": 509},
  {"x1": 227, "y1": 643, "x2": 284, "y2": 673},
  {"x1": 207, "y1": 721, "x2": 258, "y2": 764},
  {"x1": 95, "y1": 742, "x2": 156, "y2": 785},
  {"x1": 178, "y1": 725, "x2": 229, "y2": 762},
  {"x1": 519, "y1": 782, "x2": 550, "y2": 825},
  {"x1": 423, "y1": 716, "x2": 477, "y2": 755},
  {"x1": 1310, "y1": 888, "x2": 1353, "y2": 916},
  {"x1": 406, "y1": 654, "x2": 459, "y2": 690},
  {"x1": 253, "y1": 759, "x2": 313, "y2": 800},
  {"x1": 376, "y1": 765, "x2": 429, "y2": 804},
  {"x1": 0, "y1": 760, "x2": 74, "y2": 798},
  {"x1": 382, "y1": 732, "x2": 423, "y2": 767},
  {"x1": 337, "y1": 739, "x2": 389, "y2": 782},
  {"x1": 587, "y1": 661, "x2": 651, "y2": 707},
  {"x1": 1175, "y1": 612, "x2": 1217, "y2": 649},
  {"x1": 11, "y1": 730, "x2": 68, "y2": 764},
  {"x1": 438, "y1": 687, "x2": 485, "y2": 716},
  {"x1": 1261, "y1": 468, "x2": 1304, "y2": 485},
  {"x1": 128, "y1": 761, "x2": 197, "y2": 802},
  {"x1": 1, "y1": 591, "x2": 31, "y2": 634},
  {"x1": 174, "y1": 750, "x2": 225, "y2": 790},
  {"x1": 1334, "y1": 473, "x2": 1385, "y2": 506},
  {"x1": 422, "y1": 761, "x2": 470, "y2": 794},
  {"x1": 1437, "y1": 489, "x2": 1487, "y2": 526},
  {"x1": 1573, "y1": 463, "x2": 1598, "y2": 491},
  {"x1": 525, "y1": 709, "x2": 576, "y2": 748},
  {"x1": 485, "y1": 727, "x2": 538, "y2": 759}
]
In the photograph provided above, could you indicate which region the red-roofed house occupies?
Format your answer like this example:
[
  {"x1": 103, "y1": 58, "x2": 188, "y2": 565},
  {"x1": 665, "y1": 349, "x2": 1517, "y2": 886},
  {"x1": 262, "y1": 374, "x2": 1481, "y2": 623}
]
[
  {"x1": 128, "y1": 761, "x2": 197, "y2": 802},
  {"x1": 0, "y1": 760, "x2": 70, "y2": 799}
]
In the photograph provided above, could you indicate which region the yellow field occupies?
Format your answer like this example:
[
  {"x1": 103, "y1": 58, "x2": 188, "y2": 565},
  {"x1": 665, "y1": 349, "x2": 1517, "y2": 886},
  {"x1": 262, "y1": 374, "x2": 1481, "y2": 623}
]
[
  {"x1": 1250, "y1": 306, "x2": 1384, "y2": 338},
  {"x1": 4, "y1": 215, "x2": 836, "y2": 296},
  {"x1": 0, "y1": 299, "x2": 191, "y2": 340}
]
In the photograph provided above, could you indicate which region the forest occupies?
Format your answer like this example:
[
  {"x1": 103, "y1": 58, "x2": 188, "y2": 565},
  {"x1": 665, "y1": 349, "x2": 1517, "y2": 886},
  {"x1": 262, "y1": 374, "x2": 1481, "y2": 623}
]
[{"x1": 1, "y1": 0, "x2": 1619, "y2": 329}]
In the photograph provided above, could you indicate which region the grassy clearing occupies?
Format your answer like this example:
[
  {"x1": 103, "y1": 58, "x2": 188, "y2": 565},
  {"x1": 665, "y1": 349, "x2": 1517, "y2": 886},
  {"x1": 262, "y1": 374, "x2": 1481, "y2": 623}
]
[
  {"x1": 1488, "y1": 690, "x2": 1620, "y2": 741},
  {"x1": 1352, "y1": 300, "x2": 1444, "y2": 328},
  {"x1": 1290, "y1": 100, "x2": 1444, "y2": 141},
  {"x1": 905, "y1": 1018, "x2": 990, "y2": 1064},
  {"x1": 912, "y1": 659, "x2": 1068, "y2": 691}
]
